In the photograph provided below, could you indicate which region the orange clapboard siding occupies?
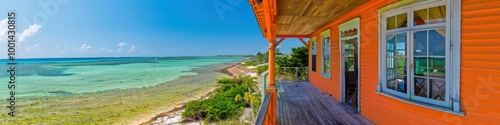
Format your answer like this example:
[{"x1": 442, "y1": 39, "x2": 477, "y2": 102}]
[
  {"x1": 306, "y1": 0, "x2": 500, "y2": 124},
  {"x1": 460, "y1": 0, "x2": 500, "y2": 124}
]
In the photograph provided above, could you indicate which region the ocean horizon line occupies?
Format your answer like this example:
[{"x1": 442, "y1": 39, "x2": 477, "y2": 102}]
[{"x1": 0, "y1": 55, "x2": 251, "y2": 60}]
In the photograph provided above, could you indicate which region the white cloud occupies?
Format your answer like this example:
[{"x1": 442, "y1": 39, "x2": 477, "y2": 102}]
[
  {"x1": 117, "y1": 42, "x2": 127, "y2": 53},
  {"x1": 25, "y1": 43, "x2": 41, "y2": 52},
  {"x1": 79, "y1": 44, "x2": 92, "y2": 52},
  {"x1": 128, "y1": 45, "x2": 136, "y2": 54},
  {"x1": 18, "y1": 23, "x2": 42, "y2": 42},
  {"x1": 0, "y1": 19, "x2": 42, "y2": 43},
  {"x1": 95, "y1": 47, "x2": 106, "y2": 53},
  {"x1": 0, "y1": 19, "x2": 7, "y2": 43},
  {"x1": 118, "y1": 42, "x2": 126, "y2": 46}
]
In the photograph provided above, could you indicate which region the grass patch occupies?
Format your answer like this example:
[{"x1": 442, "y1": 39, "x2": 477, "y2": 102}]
[
  {"x1": 255, "y1": 65, "x2": 268, "y2": 75},
  {"x1": 240, "y1": 61, "x2": 257, "y2": 67}
]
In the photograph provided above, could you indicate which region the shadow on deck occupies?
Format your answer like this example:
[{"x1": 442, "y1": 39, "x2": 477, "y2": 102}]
[{"x1": 277, "y1": 81, "x2": 373, "y2": 125}]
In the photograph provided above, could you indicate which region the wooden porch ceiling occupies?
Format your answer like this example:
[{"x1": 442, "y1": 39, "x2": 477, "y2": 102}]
[{"x1": 249, "y1": 0, "x2": 370, "y2": 38}]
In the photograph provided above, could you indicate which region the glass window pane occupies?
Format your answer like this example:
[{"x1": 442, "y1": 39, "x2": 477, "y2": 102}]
[
  {"x1": 414, "y1": 77, "x2": 428, "y2": 98},
  {"x1": 429, "y1": 5, "x2": 446, "y2": 24},
  {"x1": 387, "y1": 16, "x2": 396, "y2": 30},
  {"x1": 414, "y1": 9, "x2": 427, "y2": 25},
  {"x1": 387, "y1": 57, "x2": 396, "y2": 74},
  {"x1": 414, "y1": 30, "x2": 427, "y2": 56},
  {"x1": 387, "y1": 73, "x2": 397, "y2": 91},
  {"x1": 428, "y1": 57, "x2": 445, "y2": 78},
  {"x1": 324, "y1": 57, "x2": 329, "y2": 74},
  {"x1": 429, "y1": 29, "x2": 446, "y2": 56},
  {"x1": 396, "y1": 13, "x2": 408, "y2": 28},
  {"x1": 312, "y1": 41, "x2": 316, "y2": 55},
  {"x1": 386, "y1": 34, "x2": 396, "y2": 56},
  {"x1": 396, "y1": 75, "x2": 407, "y2": 93},
  {"x1": 414, "y1": 57, "x2": 428, "y2": 77},
  {"x1": 396, "y1": 56, "x2": 406, "y2": 75},
  {"x1": 397, "y1": 33, "x2": 407, "y2": 56},
  {"x1": 430, "y1": 79, "x2": 445, "y2": 101}
]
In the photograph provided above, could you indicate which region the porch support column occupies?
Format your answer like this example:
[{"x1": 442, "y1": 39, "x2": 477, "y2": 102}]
[
  {"x1": 263, "y1": 0, "x2": 277, "y2": 124},
  {"x1": 266, "y1": 39, "x2": 277, "y2": 125}
]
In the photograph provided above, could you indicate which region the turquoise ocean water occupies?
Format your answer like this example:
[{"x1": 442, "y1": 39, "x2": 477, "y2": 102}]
[{"x1": 0, "y1": 57, "x2": 243, "y2": 97}]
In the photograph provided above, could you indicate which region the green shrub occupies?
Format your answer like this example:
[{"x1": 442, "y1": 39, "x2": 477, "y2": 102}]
[
  {"x1": 181, "y1": 100, "x2": 203, "y2": 120},
  {"x1": 256, "y1": 65, "x2": 268, "y2": 75},
  {"x1": 182, "y1": 76, "x2": 257, "y2": 123}
]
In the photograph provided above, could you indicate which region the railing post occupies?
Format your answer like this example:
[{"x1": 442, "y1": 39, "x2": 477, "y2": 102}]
[{"x1": 261, "y1": 70, "x2": 269, "y2": 102}]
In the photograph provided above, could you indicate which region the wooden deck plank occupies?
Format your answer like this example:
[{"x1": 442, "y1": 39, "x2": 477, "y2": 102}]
[
  {"x1": 276, "y1": 81, "x2": 374, "y2": 125},
  {"x1": 302, "y1": 84, "x2": 337, "y2": 125}
]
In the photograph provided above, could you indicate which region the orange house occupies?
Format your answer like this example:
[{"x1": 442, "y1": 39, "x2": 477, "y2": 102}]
[{"x1": 249, "y1": 0, "x2": 500, "y2": 124}]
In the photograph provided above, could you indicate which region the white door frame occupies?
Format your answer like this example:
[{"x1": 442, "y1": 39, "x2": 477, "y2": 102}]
[{"x1": 339, "y1": 17, "x2": 361, "y2": 113}]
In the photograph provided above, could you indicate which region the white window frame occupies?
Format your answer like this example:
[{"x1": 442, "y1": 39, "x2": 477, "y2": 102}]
[
  {"x1": 321, "y1": 29, "x2": 331, "y2": 79},
  {"x1": 377, "y1": 0, "x2": 463, "y2": 115},
  {"x1": 312, "y1": 37, "x2": 317, "y2": 72}
]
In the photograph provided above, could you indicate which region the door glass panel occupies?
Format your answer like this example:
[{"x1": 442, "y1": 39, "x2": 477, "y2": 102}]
[
  {"x1": 429, "y1": 29, "x2": 446, "y2": 56},
  {"x1": 429, "y1": 5, "x2": 446, "y2": 24},
  {"x1": 414, "y1": 30, "x2": 427, "y2": 56}
]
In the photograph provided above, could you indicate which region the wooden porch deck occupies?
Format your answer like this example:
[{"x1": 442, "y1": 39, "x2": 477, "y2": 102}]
[{"x1": 277, "y1": 81, "x2": 373, "y2": 125}]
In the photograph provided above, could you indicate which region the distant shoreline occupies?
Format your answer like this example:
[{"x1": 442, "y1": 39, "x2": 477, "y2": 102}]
[{"x1": 4, "y1": 56, "x2": 249, "y2": 60}]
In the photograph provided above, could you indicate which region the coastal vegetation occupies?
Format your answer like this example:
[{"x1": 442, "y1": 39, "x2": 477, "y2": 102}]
[{"x1": 182, "y1": 76, "x2": 261, "y2": 123}]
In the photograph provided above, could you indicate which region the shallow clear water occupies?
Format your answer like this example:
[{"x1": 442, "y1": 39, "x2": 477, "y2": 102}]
[{"x1": 0, "y1": 57, "x2": 242, "y2": 97}]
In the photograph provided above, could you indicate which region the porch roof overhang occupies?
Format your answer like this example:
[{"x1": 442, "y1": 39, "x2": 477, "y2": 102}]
[{"x1": 248, "y1": 0, "x2": 370, "y2": 39}]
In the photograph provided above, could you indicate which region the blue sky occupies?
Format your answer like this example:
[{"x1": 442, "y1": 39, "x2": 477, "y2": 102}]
[{"x1": 0, "y1": 0, "x2": 305, "y2": 58}]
